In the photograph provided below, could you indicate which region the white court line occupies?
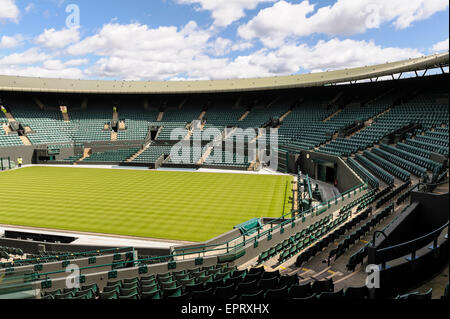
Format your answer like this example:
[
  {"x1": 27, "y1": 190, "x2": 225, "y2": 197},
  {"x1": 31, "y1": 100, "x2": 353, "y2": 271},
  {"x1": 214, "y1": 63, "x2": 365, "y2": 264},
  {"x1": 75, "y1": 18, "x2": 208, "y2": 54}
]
[{"x1": 20, "y1": 164, "x2": 291, "y2": 176}]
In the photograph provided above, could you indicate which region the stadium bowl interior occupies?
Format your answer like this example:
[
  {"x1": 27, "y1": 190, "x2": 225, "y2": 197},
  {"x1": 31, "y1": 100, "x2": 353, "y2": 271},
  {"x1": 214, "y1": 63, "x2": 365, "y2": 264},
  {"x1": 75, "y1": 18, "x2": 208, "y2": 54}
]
[{"x1": 0, "y1": 53, "x2": 448, "y2": 301}]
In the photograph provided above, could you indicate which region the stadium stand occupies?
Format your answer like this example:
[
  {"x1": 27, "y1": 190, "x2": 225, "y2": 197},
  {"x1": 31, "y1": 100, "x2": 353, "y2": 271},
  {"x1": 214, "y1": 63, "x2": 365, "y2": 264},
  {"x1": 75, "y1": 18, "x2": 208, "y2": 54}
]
[
  {"x1": 82, "y1": 148, "x2": 140, "y2": 163},
  {"x1": 278, "y1": 99, "x2": 336, "y2": 150},
  {"x1": 363, "y1": 150, "x2": 411, "y2": 182},
  {"x1": 0, "y1": 108, "x2": 23, "y2": 147},
  {"x1": 355, "y1": 154, "x2": 395, "y2": 186},
  {"x1": 205, "y1": 148, "x2": 250, "y2": 168},
  {"x1": 70, "y1": 105, "x2": 113, "y2": 142},
  {"x1": 0, "y1": 54, "x2": 448, "y2": 301},
  {"x1": 11, "y1": 100, "x2": 74, "y2": 145},
  {"x1": 347, "y1": 157, "x2": 380, "y2": 189},
  {"x1": 202, "y1": 99, "x2": 244, "y2": 134},
  {"x1": 379, "y1": 143, "x2": 442, "y2": 173},
  {"x1": 61, "y1": 154, "x2": 83, "y2": 163},
  {"x1": 132, "y1": 145, "x2": 173, "y2": 164},
  {"x1": 117, "y1": 105, "x2": 159, "y2": 141}
]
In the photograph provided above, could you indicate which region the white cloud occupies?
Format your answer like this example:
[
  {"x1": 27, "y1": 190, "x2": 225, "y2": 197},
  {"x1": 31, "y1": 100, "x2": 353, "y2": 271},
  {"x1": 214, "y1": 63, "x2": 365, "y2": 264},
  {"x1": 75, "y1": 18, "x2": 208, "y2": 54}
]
[
  {"x1": 25, "y1": 3, "x2": 35, "y2": 13},
  {"x1": 41, "y1": 59, "x2": 88, "y2": 69},
  {"x1": 42, "y1": 59, "x2": 65, "y2": 70},
  {"x1": 35, "y1": 27, "x2": 80, "y2": 49},
  {"x1": 67, "y1": 21, "x2": 218, "y2": 80},
  {"x1": 182, "y1": 38, "x2": 423, "y2": 80},
  {"x1": 0, "y1": 0, "x2": 19, "y2": 22},
  {"x1": 82, "y1": 35, "x2": 422, "y2": 81},
  {"x1": 432, "y1": 38, "x2": 449, "y2": 52},
  {"x1": 273, "y1": 38, "x2": 422, "y2": 73},
  {"x1": 0, "y1": 48, "x2": 50, "y2": 66},
  {"x1": 0, "y1": 66, "x2": 84, "y2": 79},
  {"x1": 64, "y1": 58, "x2": 89, "y2": 67},
  {"x1": 67, "y1": 22, "x2": 210, "y2": 57},
  {"x1": 176, "y1": 0, "x2": 275, "y2": 27},
  {"x1": 239, "y1": 0, "x2": 449, "y2": 47},
  {"x1": 209, "y1": 37, "x2": 233, "y2": 56},
  {"x1": 64, "y1": 21, "x2": 270, "y2": 80},
  {"x1": 0, "y1": 49, "x2": 85, "y2": 79},
  {"x1": 231, "y1": 41, "x2": 254, "y2": 51},
  {"x1": 2, "y1": 17, "x2": 424, "y2": 82},
  {"x1": 0, "y1": 35, "x2": 23, "y2": 49}
]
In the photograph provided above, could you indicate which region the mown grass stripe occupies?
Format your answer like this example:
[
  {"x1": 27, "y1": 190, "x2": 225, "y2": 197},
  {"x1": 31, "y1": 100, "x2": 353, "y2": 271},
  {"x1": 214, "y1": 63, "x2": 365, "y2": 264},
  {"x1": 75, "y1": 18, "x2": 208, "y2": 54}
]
[{"x1": 1, "y1": 166, "x2": 293, "y2": 242}]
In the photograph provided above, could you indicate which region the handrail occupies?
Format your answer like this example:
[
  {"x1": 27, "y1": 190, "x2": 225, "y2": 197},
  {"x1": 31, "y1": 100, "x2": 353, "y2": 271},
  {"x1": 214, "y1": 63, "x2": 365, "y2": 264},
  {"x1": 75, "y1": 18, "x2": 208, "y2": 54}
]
[
  {"x1": 414, "y1": 176, "x2": 449, "y2": 189},
  {"x1": 409, "y1": 170, "x2": 449, "y2": 193},
  {"x1": 281, "y1": 178, "x2": 290, "y2": 216},
  {"x1": 31, "y1": 246, "x2": 235, "y2": 280},
  {"x1": 3, "y1": 182, "x2": 367, "y2": 276},
  {"x1": 376, "y1": 221, "x2": 449, "y2": 255},
  {"x1": 0, "y1": 247, "x2": 134, "y2": 267},
  {"x1": 4, "y1": 182, "x2": 366, "y2": 279},
  {"x1": 173, "y1": 182, "x2": 367, "y2": 254},
  {"x1": 22, "y1": 184, "x2": 370, "y2": 282},
  {"x1": 305, "y1": 174, "x2": 313, "y2": 200}
]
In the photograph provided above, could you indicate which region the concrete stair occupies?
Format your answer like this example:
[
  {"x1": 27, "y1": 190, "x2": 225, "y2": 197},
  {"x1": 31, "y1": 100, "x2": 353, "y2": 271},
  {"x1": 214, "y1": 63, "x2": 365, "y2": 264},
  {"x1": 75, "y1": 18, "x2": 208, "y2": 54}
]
[
  {"x1": 316, "y1": 132, "x2": 339, "y2": 150},
  {"x1": 75, "y1": 148, "x2": 92, "y2": 164},
  {"x1": 346, "y1": 125, "x2": 367, "y2": 139},
  {"x1": 60, "y1": 106, "x2": 70, "y2": 122},
  {"x1": 250, "y1": 128, "x2": 263, "y2": 144},
  {"x1": 5, "y1": 113, "x2": 15, "y2": 123},
  {"x1": 198, "y1": 127, "x2": 236, "y2": 164},
  {"x1": 239, "y1": 111, "x2": 250, "y2": 121},
  {"x1": 4, "y1": 113, "x2": 32, "y2": 145},
  {"x1": 279, "y1": 110, "x2": 292, "y2": 122},
  {"x1": 184, "y1": 130, "x2": 193, "y2": 141},
  {"x1": 329, "y1": 91, "x2": 344, "y2": 105},
  {"x1": 323, "y1": 109, "x2": 342, "y2": 122},
  {"x1": 19, "y1": 136, "x2": 32, "y2": 145},
  {"x1": 375, "y1": 107, "x2": 392, "y2": 119},
  {"x1": 62, "y1": 112, "x2": 70, "y2": 122},
  {"x1": 33, "y1": 98, "x2": 45, "y2": 110},
  {"x1": 2, "y1": 123, "x2": 11, "y2": 135},
  {"x1": 197, "y1": 145, "x2": 214, "y2": 165},
  {"x1": 127, "y1": 143, "x2": 151, "y2": 163},
  {"x1": 247, "y1": 153, "x2": 260, "y2": 171}
]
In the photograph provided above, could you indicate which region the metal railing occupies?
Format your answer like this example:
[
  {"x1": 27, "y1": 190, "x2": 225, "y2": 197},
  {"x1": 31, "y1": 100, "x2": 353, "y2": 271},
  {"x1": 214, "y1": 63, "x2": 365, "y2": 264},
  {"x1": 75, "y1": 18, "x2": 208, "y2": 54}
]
[
  {"x1": 0, "y1": 157, "x2": 15, "y2": 171},
  {"x1": 0, "y1": 247, "x2": 134, "y2": 269},
  {"x1": 8, "y1": 183, "x2": 368, "y2": 285},
  {"x1": 374, "y1": 221, "x2": 449, "y2": 266},
  {"x1": 24, "y1": 182, "x2": 368, "y2": 285},
  {"x1": 172, "y1": 182, "x2": 367, "y2": 256},
  {"x1": 1, "y1": 179, "x2": 367, "y2": 283}
]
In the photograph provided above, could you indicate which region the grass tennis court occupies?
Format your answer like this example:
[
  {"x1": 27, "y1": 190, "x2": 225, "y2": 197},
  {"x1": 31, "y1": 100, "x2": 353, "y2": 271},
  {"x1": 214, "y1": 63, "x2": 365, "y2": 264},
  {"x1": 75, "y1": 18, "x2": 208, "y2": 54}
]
[{"x1": 0, "y1": 167, "x2": 293, "y2": 242}]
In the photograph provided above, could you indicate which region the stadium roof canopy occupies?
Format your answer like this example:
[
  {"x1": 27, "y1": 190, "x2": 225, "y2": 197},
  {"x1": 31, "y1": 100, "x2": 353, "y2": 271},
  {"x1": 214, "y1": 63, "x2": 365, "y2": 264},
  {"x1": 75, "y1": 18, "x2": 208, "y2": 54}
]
[{"x1": 0, "y1": 52, "x2": 448, "y2": 95}]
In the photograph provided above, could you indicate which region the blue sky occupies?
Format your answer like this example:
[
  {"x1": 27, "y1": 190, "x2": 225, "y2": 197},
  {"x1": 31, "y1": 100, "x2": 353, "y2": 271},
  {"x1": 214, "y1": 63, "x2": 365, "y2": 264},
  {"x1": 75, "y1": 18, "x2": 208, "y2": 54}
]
[{"x1": 0, "y1": 0, "x2": 448, "y2": 80}]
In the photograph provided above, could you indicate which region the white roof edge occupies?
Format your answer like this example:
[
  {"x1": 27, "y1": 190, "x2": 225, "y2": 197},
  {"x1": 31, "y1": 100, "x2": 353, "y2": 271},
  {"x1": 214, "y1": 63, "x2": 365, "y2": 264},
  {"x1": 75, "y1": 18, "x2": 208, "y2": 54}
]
[{"x1": 0, "y1": 52, "x2": 448, "y2": 94}]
